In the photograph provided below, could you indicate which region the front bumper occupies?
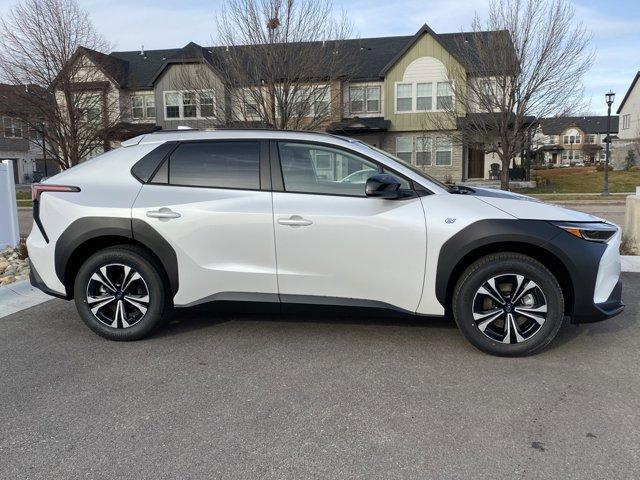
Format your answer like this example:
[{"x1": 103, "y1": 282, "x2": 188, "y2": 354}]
[{"x1": 571, "y1": 279, "x2": 624, "y2": 324}]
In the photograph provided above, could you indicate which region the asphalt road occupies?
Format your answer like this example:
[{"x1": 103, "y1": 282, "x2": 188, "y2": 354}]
[
  {"x1": 16, "y1": 201, "x2": 627, "y2": 238},
  {"x1": 1, "y1": 274, "x2": 639, "y2": 479}
]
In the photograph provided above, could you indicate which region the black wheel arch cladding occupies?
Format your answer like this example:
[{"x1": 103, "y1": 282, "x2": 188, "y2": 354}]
[
  {"x1": 436, "y1": 219, "x2": 607, "y2": 317},
  {"x1": 54, "y1": 217, "x2": 179, "y2": 298}
]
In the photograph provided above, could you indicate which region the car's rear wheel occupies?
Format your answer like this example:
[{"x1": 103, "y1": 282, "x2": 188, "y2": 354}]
[
  {"x1": 74, "y1": 246, "x2": 168, "y2": 340},
  {"x1": 452, "y1": 252, "x2": 565, "y2": 356}
]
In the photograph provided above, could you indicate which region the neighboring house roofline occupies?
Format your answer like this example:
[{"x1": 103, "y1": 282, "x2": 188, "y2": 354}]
[
  {"x1": 616, "y1": 71, "x2": 640, "y2": 114},
  {"x1": 539, "y1": 116, "x2": 619, "y2": 135},
  {"x1": 379, "y1": 24, "x2": 444, "y2": 76}
]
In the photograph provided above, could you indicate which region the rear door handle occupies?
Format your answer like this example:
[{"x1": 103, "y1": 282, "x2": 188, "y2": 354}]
[
  {"x1": 146, "y1": 207, "x2": 181, "y2": 219},
  {"x1": 278, "y1": 215, "x2": 313, "y2": 227}
]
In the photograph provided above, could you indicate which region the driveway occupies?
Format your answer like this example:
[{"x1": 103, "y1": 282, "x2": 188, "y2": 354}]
[{"x1": 1, "y1": 274, "x2": 639, "y2": 479}]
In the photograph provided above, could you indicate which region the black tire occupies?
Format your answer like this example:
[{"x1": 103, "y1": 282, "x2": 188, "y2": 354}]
[
  {"x1": 452, "y1": 252, "x2": 564, "y2": 356},
  {"x1": 73, "y1": 245, "x2": 168, "y2": 340}
]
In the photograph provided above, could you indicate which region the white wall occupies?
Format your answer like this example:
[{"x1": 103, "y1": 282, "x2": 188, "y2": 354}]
[
  {"x1": 619, "y1": 80, "x2": 640, "y2": 141},
  {"x1": 0, "y1": 160, "x2": 20, "y2": 249}
]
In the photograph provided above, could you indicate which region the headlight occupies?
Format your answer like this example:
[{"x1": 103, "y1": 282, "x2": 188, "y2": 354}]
[{"x1": 553, "y1": 222, "x2": 618, "y2": 243}]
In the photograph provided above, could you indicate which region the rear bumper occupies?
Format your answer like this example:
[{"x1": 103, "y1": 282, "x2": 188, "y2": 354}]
[
  {"x1": 29, "y1": 260, "x2": 69, "y2": 300},
  {"x1": 571, "y1": 279, "x2": 624, "y2": 324}
]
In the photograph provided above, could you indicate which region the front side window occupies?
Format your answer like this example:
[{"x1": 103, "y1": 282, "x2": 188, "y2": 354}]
[
  {"x1": 167, "y1": 141, "x2": 260, "y2": 189},
  {"x1": 278, "y1": 142, "x2": 408, "y2": 196},
  {"x1": 396, "y1": 84, "x2": 412, "y2": 112},
  {"x1": 165, "y1": 93, "x2": 180, "y2": 119},
  {"x1": 622, "y1": 114, "x2": 630, "y2": 129},
  {"x1": 199, "y1": 92, "x2": 214, "y2": 117},
  {"x1": 349, "y1": 86, "x2": 364, "y2": 113},
  {"x1": 435, "y1": 137, "x2": 452, "y2": 166},
  {"x1": 436, "y1": 82, "x2": 453, "y2": 110},
  {"x1": 366, "y1": 86, "x2": 380, "y2": 112}
]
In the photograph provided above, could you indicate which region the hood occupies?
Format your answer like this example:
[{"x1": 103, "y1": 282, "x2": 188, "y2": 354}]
[{"x1": 469, "y1": 188, "x2": 603, "y2": 222}]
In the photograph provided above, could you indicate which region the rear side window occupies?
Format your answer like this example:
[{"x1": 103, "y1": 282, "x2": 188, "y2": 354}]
[
  {"x1": 131, "y1": 141, "x2": 176, "y2": 183},
  {"x1": 165, "y1": 141, "x2": 261, "y2": 189}
]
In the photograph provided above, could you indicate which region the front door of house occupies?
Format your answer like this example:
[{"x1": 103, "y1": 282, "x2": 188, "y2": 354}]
[{"x1": 468, "y1": 149, "x2": 485, "y2": 179}]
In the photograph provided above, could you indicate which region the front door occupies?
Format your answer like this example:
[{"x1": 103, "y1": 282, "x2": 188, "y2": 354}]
[
  {"x1": 468, "y1": 149, "x2": 485, "y2": 179},
  {"x1": 271, "y1": 141, "x2": 427, "y2": 312},
  {"x1": 131, "y1": 140, "x2": 278, "y2": 307}
]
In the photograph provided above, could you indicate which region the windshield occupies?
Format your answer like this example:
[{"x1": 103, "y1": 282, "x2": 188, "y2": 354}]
[{"x1": 354, "y1": 141, "x2": 452, "y2": 192}]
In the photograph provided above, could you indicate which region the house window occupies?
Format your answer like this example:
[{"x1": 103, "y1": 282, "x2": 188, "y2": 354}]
[
  {"x1": 313, "y1": 87, "x2": 331, "y2": 116},
  {"x1": 563, "y1": 134, "x2": 580, "y2": 144},
  {"x1": 586, "y1": 134, "x2": 595, "y2": 143},
  {"x1": 3, "y1": 117, "x2": 22, "y2": 138},
  {"x1": 435, "y1": 137, "x2": 452, "y2": 165},
  {"x1": 436, "y1": 82, "x2": 453, "y2": 110},
  {"x1": 349, "y1": 86, "x2": 364, "y2": 113},
  {"x1": 622, "y1": 114, "x2": 631, "y2": 129},
  {"x1": 416, "y1": 83, "x2": 432, "y2": 111},
  {"x1": 131, "y1": 93, "x2": 155, "y2": 119},
  {"x1": 349, "y1": 85, "x2": 381, "y2": 114},
  {"x1": 396, "y1": 84, "x2": 413, "y2": 112},
  {"x1": 163, "y1": 90, "x2": 216, "y2": 119},
  {"x1": 366, "y1": 87, "x2": 380, "y2": 112},
  {"x1": 548, "y1": 136, "x2": 556, "y2": 144},
  {"x1": 415, "y1": 137, "x2": 432, "y2": 165},
  {"x1": 396, "y1": 137, "x2": 413, "y2": 161}
]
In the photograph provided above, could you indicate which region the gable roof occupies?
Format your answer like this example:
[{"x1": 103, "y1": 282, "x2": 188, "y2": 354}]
[
  {"x1": 617, "y1": 71, "x2": 640, "y2": 114},
  {"x1": 0, "y1": 83, "x2": 50, "y2": 116},
  {"x1": 103, "y1": 26, "x2": 515, "y2": 88},
  {"x1": 77, "y1": 47, "x2": 129, "y2": 87},
  {"x1": 539, "y1": 116, "x2": 619, "y2": 135}
]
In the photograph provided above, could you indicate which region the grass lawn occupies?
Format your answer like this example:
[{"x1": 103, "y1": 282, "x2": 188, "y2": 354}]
[{"x1": 514, "y1": 167, "x2": 640, "y2": 194}]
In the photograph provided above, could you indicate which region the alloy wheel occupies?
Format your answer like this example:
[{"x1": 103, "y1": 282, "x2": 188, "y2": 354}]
[
  {"x1": 472, "y1": 273, "x2": 548, "y2": 344},
  {"x1": 85, "y1": 263, "x2": 150, "y2": 329}
]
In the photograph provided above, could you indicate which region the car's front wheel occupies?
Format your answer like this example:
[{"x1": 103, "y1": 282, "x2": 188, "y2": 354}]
[
  {"x1": 74, "y1": 246, "x2": 168, "y2": 340},
  {"x1": 452, "y1": 252, "x2": 565, "y2": 356}
]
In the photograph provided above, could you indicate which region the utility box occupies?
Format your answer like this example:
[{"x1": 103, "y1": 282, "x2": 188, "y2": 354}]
[
  {"x1": 624, "y1": 187, "x2": 640, "y2": 255},
  {"x1": 0, "y1": 160, "x2": 20, "y2": 249}
]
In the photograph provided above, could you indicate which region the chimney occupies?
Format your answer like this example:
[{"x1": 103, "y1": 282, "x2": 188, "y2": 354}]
[{"x1": 140, "y1": 45, "x2": 145, "y2": 56}]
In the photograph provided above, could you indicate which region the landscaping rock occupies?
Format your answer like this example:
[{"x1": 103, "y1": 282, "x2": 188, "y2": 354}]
[{"x1": 0, "y1": 245, "x2": 29, "y2": 287}]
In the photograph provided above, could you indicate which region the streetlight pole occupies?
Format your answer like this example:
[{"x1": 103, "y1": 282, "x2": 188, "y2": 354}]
[{"x1": 602, "y1": 91, "x2": 615, "y2": 196}]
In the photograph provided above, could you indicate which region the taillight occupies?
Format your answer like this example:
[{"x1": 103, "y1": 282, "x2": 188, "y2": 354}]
[
  {"x1": 31, "y1": 183, "x2": 81, "y2": 243},
  {"x1": 31, "y1": 183, "x2": 81, "y2": 202}
]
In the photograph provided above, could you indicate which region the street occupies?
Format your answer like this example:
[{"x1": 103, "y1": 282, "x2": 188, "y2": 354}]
[{"x1": 1, "y1": 274, "x2": 639, "y2": 479}]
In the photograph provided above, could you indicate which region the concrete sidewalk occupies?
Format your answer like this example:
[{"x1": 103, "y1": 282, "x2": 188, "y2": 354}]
[{"x1": 0, "y1": 280, "x2": 53, "y2": 318}]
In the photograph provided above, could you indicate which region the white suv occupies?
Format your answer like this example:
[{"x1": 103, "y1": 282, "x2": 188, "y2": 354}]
[{"x1": 27, "y1": 130, "x2": 624, "y2": 356}]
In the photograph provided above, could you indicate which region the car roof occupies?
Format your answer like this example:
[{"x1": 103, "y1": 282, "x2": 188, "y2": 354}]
[{"x1": 122, "y1": 129, "x2": 358, "y2": 147}]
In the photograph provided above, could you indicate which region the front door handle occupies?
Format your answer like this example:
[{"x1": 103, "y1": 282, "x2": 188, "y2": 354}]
[
  {"x1": 278, "y1": 215, "x2": 313, "y2": 227},
  {"x1": 146, "y1": 207, "x2": 181, "y2": 219}
]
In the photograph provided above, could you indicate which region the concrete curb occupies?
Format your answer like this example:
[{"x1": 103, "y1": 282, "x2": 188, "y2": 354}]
[
  {"x1": 0, "y1": 280, "x2": 53, "y2": 319},
  {"x1": 621, "y1": 256, "x2": 640, "y2": 273}
]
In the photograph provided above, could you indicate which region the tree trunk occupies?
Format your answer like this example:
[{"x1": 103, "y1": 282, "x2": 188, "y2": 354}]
[{"x1": 500, "y1": 155, "x2": 510, "y2": 191}]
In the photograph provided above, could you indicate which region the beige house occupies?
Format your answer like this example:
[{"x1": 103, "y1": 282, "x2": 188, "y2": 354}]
[
  {"x1": 614, "y1": 71, "x2": 640, "y2": 167},
  {"x1": 62, "y1": 25, "x2": 517, "y2": 182}
]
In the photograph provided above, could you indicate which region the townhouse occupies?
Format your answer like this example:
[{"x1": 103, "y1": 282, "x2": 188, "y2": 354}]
[
  {"x1": 59, "y1": 24, "x2": 518, "y2": 183},
  {"x1": 613, "y1": 71, "x2": 640, "y2": 167},
  {"x1": 535, "y1": 116, "x2": 619, "y2": 166}
]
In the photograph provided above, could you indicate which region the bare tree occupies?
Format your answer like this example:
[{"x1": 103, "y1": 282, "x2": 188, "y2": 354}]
[
  {"x1": 212, "y1": 0, "x2": 357, "y2": 130},
  {"x1": 426, "y1": 0, "x2": 593, "y2": 189},
  {"x1": 0, "y1": 0, "x2": 121, "y2": 170}
]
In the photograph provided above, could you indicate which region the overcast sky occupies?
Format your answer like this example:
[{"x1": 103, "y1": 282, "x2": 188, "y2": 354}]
[{"x1": 0, "y1": 0, "x2": 638, "y2": 114}]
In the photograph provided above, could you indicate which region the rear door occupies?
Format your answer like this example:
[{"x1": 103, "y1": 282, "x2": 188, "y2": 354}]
[
  {"x1": 271, "y1": 141, "x2": 427, "y2": 312},
  {"x1": 131, "y1": 140, "x2": 278, "y2": 307}
]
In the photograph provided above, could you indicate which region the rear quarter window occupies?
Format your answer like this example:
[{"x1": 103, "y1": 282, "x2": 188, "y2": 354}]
[{"x1": 165, "y1": 141, "x2": 261, "y2": 189}]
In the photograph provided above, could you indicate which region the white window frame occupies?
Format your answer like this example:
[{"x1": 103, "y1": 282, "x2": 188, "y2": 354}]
[
  {"x1": 348, "y1": 85, "x2": 381, "y2": 114},
  {"x1": 622, "y1": 114, "x2": 631, "y2": 130},
  {"x1": 163, "y1": 90, "x2": 216, "y2": 120},
  {"x1": 275, "y1": 85, "x2": 331, "y2": 118},
  {"x1": 395, "y1": 135, "x2": 452, "y2": 167},
  {"x1": 131, "y1": 93, "x2": 156, "y2": 120},
  {"x1": 394, "y1": 81, "x2": 454, "y2": 114},
  {"x1": 3, "y1": 116, "x2": 22, "y2": 138}
]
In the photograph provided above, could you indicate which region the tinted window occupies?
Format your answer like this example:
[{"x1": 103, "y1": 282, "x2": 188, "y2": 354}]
[
  {"x1": 278, "y1": 142, "x2": 409, "y2": 196},
  {"x1": 168, "y1": 141, "x2": 260, "y2": 189},
  {"x1": 131, "y1": 142, "x2": 176, "y2": 183}
]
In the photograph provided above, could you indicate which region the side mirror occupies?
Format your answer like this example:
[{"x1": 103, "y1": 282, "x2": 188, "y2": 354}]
[{"x1": 365, "y1": 173, "x2": 402, "y2": 199}]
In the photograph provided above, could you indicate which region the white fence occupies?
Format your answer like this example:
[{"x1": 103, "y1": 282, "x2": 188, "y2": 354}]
[{"x1": 0, "y1": 160, "x2": 20, "y2": 249}]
